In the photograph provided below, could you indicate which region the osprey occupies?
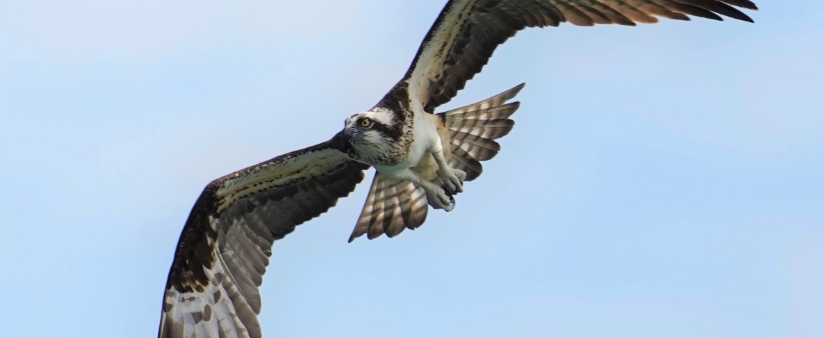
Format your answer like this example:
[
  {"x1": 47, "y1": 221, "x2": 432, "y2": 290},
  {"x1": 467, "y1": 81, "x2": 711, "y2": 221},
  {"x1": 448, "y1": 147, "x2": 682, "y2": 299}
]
[{"x1": 158, "y1": 1, "x2": 758, "y2": 337}]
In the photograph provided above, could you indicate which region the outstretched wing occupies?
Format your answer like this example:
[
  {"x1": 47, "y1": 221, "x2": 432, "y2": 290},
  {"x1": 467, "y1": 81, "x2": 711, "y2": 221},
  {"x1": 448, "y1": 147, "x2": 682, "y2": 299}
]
[
  {"x1": 348, "y1": 172, "x2": 429, "y2": 242},
  {"x1": 376, "y1": 0, "x2": 758, "y2": 113},
  {"x1": 158, "y1": 133, "x2": 368, "y2": 338}
]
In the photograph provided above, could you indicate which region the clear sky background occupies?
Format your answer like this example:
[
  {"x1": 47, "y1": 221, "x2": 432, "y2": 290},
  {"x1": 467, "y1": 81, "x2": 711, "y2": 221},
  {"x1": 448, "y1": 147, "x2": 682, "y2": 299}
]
[{"x1": 1, "y1": 1, "x2": 822, "y2": 337}]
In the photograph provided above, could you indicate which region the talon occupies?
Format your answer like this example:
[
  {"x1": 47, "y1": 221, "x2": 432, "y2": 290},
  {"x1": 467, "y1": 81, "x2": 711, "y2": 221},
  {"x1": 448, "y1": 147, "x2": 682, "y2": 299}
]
[
  {"x1": 425, "y1": 184, "x2": 456, "y2": 212},
  {"x1": 441, "y1": 184, "x2": 452, "y2": 197},
  {"x1": 440, "y1": 190, "x2": 455, "y2": 212},
  {"x1": 438, "y1": 167, "x2": 464, "y2": 195},
  {"x1": 440, "y1": 184, "x2": 456, "y2": 211},
  {"x1": 444, "y1": 180, "x2": 457, "y2": 194}
]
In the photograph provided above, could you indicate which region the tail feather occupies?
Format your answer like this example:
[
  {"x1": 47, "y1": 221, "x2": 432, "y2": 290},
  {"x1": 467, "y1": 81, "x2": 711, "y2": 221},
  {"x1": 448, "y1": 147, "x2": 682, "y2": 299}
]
[
  {"x1": 440, "y1": 83, "x2": 524, "y2": 181},
  {"x1": 348, "y1": 172, "x2": 428, "y2": 243}
]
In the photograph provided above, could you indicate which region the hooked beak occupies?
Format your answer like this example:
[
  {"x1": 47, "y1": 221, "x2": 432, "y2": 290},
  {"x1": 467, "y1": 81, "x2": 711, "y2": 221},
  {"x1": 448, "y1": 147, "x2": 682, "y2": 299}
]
[{"x1": 331, "y1": 129, "x2": 351, "y2": 149}]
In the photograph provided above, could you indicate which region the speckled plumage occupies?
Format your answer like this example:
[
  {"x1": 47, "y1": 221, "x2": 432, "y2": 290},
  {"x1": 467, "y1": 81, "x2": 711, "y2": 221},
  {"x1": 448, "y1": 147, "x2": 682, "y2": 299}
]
[{"x1": 158, "y1": 1, "x2": 758, "y2": 337}]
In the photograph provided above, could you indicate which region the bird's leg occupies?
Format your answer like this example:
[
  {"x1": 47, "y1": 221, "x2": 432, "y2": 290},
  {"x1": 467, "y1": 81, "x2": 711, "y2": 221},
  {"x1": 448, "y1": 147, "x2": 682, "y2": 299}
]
[
  {"x1": 430, "y1": 142, "x2": 466, "y2": 195},
  {"x1": 390, "y1": 168, "x2": 455, "y2": 211}
]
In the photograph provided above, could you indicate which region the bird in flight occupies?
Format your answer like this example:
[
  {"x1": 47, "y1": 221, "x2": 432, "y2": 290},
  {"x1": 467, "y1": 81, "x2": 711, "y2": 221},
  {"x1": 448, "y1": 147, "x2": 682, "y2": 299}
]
[{"x1": 157, "y1": 1, "x2": 758, "y2": 337}]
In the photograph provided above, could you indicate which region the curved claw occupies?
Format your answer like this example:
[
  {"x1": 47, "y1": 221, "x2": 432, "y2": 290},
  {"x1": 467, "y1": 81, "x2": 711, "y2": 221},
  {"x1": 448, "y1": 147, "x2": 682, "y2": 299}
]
[
  {"x1": 442, "y1": 186, "x2": 456, "y2": 211},
  {"x1": 442, "y1": 192, "x2": 455, "y2": 212},
  {"x1": 426, "y1": 185, "x2": 455, "y2": 212}
]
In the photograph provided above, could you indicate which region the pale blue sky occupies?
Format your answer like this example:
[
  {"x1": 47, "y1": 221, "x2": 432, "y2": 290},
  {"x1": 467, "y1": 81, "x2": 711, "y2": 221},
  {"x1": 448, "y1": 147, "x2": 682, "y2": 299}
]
[{"x1": 1, "y1": 1, "x2": 822, "y2": 337}]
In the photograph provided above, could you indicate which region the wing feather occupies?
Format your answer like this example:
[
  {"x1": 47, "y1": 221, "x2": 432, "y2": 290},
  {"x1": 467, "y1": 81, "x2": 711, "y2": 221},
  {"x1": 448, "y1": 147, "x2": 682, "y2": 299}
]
[
  {"x1": 376, "y1": 0, "x2": 757, "y2": 113},
  {"x1": 159, "y1": 134, "x2": 368, "y2": 338}
]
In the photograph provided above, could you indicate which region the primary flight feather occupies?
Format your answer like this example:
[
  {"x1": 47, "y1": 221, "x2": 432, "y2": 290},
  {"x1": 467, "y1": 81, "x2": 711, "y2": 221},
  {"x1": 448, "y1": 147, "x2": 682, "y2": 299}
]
[{"x1": 157, "y1": 1, "x2": 758, "y2": 337}]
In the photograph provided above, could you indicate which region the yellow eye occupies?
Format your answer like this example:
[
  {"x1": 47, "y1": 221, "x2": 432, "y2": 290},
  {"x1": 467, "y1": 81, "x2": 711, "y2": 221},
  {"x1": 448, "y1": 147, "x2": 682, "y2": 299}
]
[{"x1": 360, "y1": 119, "x2": 372, "y2": 127}]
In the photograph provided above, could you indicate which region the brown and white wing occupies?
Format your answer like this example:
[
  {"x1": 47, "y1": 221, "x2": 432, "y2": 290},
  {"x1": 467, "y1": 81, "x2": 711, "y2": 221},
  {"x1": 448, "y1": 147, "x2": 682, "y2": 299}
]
[
  {"x1": 347, "y1": 172, "x2": 429, "y2": 242},
  {"x1": 444, "y1": 83, "x2": 524, "y2": 181},
  {"x1": 158, "y1": 135, "x2": 368, "y2": 338},
  {"x1": 377, "y1": 0, "x2": 758, "y2": 113}
]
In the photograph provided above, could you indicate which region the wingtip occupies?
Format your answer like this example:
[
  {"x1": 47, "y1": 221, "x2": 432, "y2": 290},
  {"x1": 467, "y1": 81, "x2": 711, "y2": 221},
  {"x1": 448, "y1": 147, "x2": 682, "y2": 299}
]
[
  {"x1": 509, "y1": 83, "x2": 526, "y2": 96},
  {"x1": 733, "y1": 0, "x2": 759, "y2": 10}
]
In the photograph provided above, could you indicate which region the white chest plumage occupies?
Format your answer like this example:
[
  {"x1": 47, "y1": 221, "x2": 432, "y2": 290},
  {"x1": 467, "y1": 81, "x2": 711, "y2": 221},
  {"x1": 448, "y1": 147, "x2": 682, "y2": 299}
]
[{"x1": 374, "y1": 111, "x2": 442, "y2": 180}]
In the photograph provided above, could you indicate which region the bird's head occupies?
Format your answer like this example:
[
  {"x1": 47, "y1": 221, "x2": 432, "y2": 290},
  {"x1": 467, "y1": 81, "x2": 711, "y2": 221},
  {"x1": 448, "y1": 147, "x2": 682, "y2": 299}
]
[{"x1": 340, "y1": 108, "x2": 402, "y2": 163}]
